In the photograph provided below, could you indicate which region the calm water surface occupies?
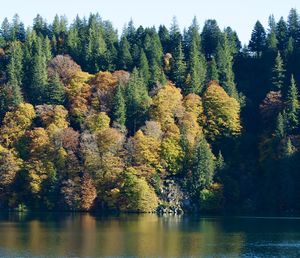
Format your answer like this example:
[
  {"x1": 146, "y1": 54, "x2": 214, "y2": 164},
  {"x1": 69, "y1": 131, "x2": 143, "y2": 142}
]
[{"x1": 0, "y1": 213, "x2": 300, "y2": 257}]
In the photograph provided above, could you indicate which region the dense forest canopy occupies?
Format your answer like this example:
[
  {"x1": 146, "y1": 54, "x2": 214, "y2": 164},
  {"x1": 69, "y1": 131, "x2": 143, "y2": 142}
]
[{"x1": 0, "y1": 9, "x2": 300, "y2": 214}]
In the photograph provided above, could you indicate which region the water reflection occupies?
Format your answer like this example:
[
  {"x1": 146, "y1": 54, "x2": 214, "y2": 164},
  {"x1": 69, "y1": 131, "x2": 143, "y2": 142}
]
[{"x1": 0, "y1": 213, "x2": 300, "y2": 257}]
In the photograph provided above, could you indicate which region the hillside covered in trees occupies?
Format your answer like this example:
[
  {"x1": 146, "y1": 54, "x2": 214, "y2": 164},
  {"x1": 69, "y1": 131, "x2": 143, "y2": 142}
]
[{"x1": 0, "y1": 9, "x2": 300, "y2": 214}]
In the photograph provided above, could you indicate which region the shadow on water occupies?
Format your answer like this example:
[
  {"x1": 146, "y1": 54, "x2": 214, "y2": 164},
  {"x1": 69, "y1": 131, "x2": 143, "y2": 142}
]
[{"x1": 1, "y1": 212, "x2": 300, "y2": 257}]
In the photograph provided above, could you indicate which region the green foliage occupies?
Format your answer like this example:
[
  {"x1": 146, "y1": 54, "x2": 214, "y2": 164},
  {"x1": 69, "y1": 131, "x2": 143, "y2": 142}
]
[
  {"x1": 272, "y1": 52, "x2": 285, "y2": 90},
  {"x1": 189, "y1": 135, "x2": 215, "y2": 197},
  {"x1": 112, "y1": 83, "x2": 126, "y2": 127},
  {"x1": 120, "y1": 168, "x2": 158, "y2": 212},
  {"x1": 285, "y1": 75, "x2": 299, "y2": 132}
]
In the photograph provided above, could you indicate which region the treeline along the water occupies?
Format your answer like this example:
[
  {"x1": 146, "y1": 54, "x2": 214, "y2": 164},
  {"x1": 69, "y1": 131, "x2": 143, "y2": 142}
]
[{"x1": 0, "y1": 10, "x2": 300, "y2": 213}]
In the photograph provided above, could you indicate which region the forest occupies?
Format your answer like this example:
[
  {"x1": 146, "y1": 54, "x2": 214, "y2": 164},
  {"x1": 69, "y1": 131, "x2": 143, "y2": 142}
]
[{"x1": 0, "y1": 9, "x2": 300, "y2": 214}]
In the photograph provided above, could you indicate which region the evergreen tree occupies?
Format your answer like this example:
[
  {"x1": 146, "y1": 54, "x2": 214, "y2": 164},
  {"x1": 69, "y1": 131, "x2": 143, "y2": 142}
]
[
  {"x1": 11, "y1": 14, "x2": 25, "y2": 42},
  {"x1": 272, "y1": 52, "x2": 285, "y2": 90},
  {"x1": 158, "y1": 25, "x2": 170, "y2": 53},
  {"x1": 276, "y1": 17, "x2": 288, "y2": 52},
  {"x1": 201, "y1": 19, "x2": 221, "y2": 58},
  {"x1": 6, "y1": 41, "x2": 23, "y2": 106},
  {"x1": 112, "y1": 82, "x2": 126, "y2": 127},
  {"x1": 126, "y1": 68, "x2": 152, "y2": 134},
  {"x1": 118, "y1": 36, "x2": 133, "y2": 71},
  {"x1": 85, "y1": 14, "x2": 107, "y2": 72},
  {"x1": 248, "y1": 21, "x2": 266, "y2": 56},
  {"x1": 1, "y1": 18, "x2": 11, "y2": 42},
  {"x1": 30, "y1": 36, "x2": 49, "y2": 104},
  {"x1": 47, "y1": 73, "x2": 65, "y2": 105},
  {"x1": 275, "y1": 112, "x2": 286, "y2": 139},
  {"x1": 171, "y1": 41, "x2": 186, "y2": 89},
  {"x1": 287, "y1": 8, "x2": 300, "y2": 44},
  {"x1": 216, "y1": 34, "x2": 238, "y2": 99},
  {"x1": 206, "y1": 57, "x2": 219, "y2": 83},
  {"x1": 285, "y1": 75, "x2": 299, "y2": 132},
  {"x1": 185, "y1": 38, "x2": 206, "y2": 94},
  {"x1": 138, "y1": 49, "x2": 150, "y2": 84},
  {"x1": 190, "y1": 135, "x2": 215, "y2": 196}
]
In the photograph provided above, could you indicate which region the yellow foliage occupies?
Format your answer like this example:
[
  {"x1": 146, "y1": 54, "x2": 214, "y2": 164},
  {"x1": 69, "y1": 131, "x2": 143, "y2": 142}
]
[
  {"x1": 203, "y1": 81, "x2": 241, "y2": 140},
  {"x1": 130, "y1": 130, "x2": 162, "y2": 172},
  {"x1": 86, "y1": 112, "x2": 110, "y2": 133},
  {"x1": 89, "y1": 71, "x2": 118, "y2": 112},
  {"x1": 151, "y1": 83, "x2": 184, "y2": 130},
  {"x1": 0, "y1": 103, "x2": 36, "y2": 148},
  {"x1": 66, "y1": 71, "x2": 92, "y2": 121}
]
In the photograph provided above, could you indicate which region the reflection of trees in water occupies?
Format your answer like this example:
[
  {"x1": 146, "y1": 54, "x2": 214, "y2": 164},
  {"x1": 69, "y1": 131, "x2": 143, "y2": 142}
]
[{"x1": 0, "y1": 213, "x2": 246, "y2": 257}]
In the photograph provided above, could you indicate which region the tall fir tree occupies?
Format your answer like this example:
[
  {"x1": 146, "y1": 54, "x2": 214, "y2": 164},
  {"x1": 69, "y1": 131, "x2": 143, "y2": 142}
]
[
  {"x1": 276, "y1": 17, "x2": 288, "y2": 52},
  {"x1": 216, "y1": 33, "x2": 238, "y2": 99},
  {"x1": 30, "y1": 36, "x2": 49, "y2": 104},
  {"x1": 248, "y1": 21, "x2": 266, "y2": 56},
  {"x1": 138, "y1": 49, "x2": 150, "y2": 85},
  {"x1": 126, "y1": 68, "x2": 152, "y2": 134},
  {"x1": 285, "y1": 75, "x2": 299, "y2": 132},
  {"x1": 190, "y1": 135, "x2": 215, "y2": 196},
  {"x1": 185, "y1": 38, "x2": 206, "y2": 94},
  {"x1": 6, "y1": 41, "x2": 23, "y2": 106},
  {"x1": 118, "y1": 36, "x2": 133, "y2": 71},
  {"x1": 112, "y1": 82, "x2": 126, "y2": 127},
  {"x1": 171, "y1": 41, "x2": 186, "y2": 89},
  {"x1": 272, "y1": 51, "x2": 285, "y2": 90},
  {"x1": 47, "y1": 73, "x2": 65, "y2": 105},
  {"x1": 206, "y1": 57, "x2": 219, "y2": 83}
]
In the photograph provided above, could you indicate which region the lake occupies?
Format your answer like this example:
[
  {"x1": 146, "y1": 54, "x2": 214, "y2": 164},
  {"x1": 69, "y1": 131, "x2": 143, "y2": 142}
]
[{"x1": 0, "y1": 213, "x2": 300, "y2": 257}]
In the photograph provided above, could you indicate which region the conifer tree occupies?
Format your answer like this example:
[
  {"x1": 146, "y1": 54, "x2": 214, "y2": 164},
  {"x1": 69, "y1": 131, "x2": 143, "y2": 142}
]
[
  {"x1": 206, "y1": 57, "x2": 219, "y2": 83},
  {"x1": 287, "y1": 9, "x2": 300, "y2": 44},
  {"x1": 112, "y1": 82, "x2": 126, "y2": 127},
  {"x1": 138, "y1": 49, "x2": 150, "y2": 84},
  {"x1": 285, "y1": 75, "x2": 299, "y2": 132},
  {"x1": 275, "y1": 112, "x2": 286, "y2": 139},
  {"x1": 272, "y1": 52, "x2": 285, "y2": 90},
  {"x1": 47, "y1": 73, "x2": 65, "y2": 105},
  {"x1": 126, "y1": 68, "x2": 152, "y2": 134},
  {"x1": 118, "y1": 36, "x2": 133, "y2": 71},
  {"x1": 276, "y1": 17, "x2": 288, "y2": 52},
  {"x1": 171, "y1": 41, "x2": 186, "y2": 89},
  {"x1": 6, "y1": 41, "x2": 23, "y2": 106},
  {"x1": 249, "y1": 21, "x2": 266, "y2": 56},
  {"x1": 190, "y1": 135, "x2": 215, "y2": 196},
  {"x1": 30, "y1": 36, "x2": 49, "y2": 104},
  {"x1": 216, "y1": 34, "x2": 238, "y2": 99},
  {"x1": 185, "y1": 38, "x2": 206, "y2": 94}
]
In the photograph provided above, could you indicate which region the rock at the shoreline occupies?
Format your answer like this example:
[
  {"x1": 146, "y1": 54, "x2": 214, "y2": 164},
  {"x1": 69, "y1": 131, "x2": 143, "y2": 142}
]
[{"x1": 157, "y1": 179, "x2": 191, "y2": 215}]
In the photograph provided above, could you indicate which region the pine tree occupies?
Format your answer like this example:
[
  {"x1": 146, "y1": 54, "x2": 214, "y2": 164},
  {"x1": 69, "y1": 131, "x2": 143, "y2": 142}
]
[
  {"x1": 287, "y1": 8, "x2": 300, "y2": 44},
  {"x1": 201, "y1": 19, "x2": 221, "y2": 58},
  {"x1": 138, "y1": 49, "x2": 150, "y2": 84},
  {"x1": 126, "y1": 68, "x2": 152, "y2": 134},
  {"x1": 272, "y1": 52, "x2": 285, "y2": 90},
  {"x1": 216, "y1": 33, "x2": 238, "y2": 99},
  {"x1": 190, "y1": 135, "x2": 215, "y2": 195},
  {"x1": 276, "y1": 17, "x2": 288, "y2": 52},
  {"x1": 118, "y1": 36, "x2": 133, "y2": 71},
  {"x1": 171, "y1": 41, "x2": 186, "y2": 89},
  {"x1": 85, "y1": 14, "x2": 107, "y2": 72},
  {"x1": 275, "y1": 112, "x2": 286, "y2": 139},
  {"x1": 206, "y1": 57, "x2": 219, "y2": 83},
  {"x1": 1, "y1": 18, "x2": 11, "y2": 42},
  {"x1": 248, "y1": 21, "x2": 266, "y2": 56},
  {"x1": 6, "y1": 41, "x2": 23, "y2": 106},
  {"x1": 47, "y1": 73, "x2": 65, "y2": 105},
  {"x1": 112, "y1": 82, "x2": 126, "y2": 127},
  {"x1": 185, "y1": 38, "x2": 206, "y2": 94},
  {"x1": 285, "y1": 75, "x2": 299, "y2": 132},
  {"x1": 30, "y1": 36, "x2": 49, "y2": 104}
]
